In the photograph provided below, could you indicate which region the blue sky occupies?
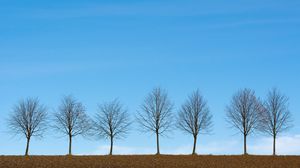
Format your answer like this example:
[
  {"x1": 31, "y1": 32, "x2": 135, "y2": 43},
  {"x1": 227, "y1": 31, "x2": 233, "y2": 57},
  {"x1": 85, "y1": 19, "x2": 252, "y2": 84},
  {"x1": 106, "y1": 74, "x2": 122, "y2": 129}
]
[{"x1": 0, "y1": 0, "x2": 300, "y2": 155}]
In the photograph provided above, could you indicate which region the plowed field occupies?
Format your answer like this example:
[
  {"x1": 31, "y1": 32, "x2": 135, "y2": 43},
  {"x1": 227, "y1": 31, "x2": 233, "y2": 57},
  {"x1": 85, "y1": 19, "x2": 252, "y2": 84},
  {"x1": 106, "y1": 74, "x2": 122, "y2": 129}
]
[{"x1": 0, "y1": 155, "x2": 299, "y2": 168}]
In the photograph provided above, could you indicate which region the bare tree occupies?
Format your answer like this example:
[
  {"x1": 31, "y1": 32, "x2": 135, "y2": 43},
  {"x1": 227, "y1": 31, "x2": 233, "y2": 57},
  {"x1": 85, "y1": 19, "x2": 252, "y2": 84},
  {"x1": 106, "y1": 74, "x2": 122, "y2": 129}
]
[
  {"x1": 93, "y1": 99, "x2": 130, "y2": 155},
  {"x1": 137, "y1": 87, "x2": 173, "y2": 155},
  {"x1": 53, "y1": 95, "x2": 92, "y2": 155},
  {"x1": 8, "y1": 98, "x2": 47, "y2": 156},
  {"x1": 260, "y1": 88, "x2": 292, "y2": 155},
  {"x1": 226, "y1": 89, "x2": 263, "y2": 155},
  {"x1": 177, "y1": 90, "x2": 213, "y2": 155}
]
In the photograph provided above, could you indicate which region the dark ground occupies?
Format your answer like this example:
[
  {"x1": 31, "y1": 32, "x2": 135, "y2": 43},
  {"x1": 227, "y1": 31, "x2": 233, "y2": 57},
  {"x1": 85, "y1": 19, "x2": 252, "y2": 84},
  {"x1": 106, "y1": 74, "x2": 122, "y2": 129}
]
[{"x1": 0, "y1": 155, "x2": 299, "y2": 168}]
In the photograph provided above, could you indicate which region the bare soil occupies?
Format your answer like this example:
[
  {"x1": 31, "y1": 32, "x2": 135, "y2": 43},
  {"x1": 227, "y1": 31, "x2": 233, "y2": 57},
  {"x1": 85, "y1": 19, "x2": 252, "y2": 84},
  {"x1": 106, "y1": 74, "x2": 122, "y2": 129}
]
[{"x1": 0, "y1": 155, "x2": 299, "y2": 168}]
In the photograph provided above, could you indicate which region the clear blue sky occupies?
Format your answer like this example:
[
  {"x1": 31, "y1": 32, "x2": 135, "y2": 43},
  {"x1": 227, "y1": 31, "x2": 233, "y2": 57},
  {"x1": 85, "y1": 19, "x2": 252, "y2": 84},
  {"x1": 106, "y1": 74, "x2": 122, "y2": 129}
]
[{"x1": 0, "y1": 0, "x2": 300, "y2": 155}]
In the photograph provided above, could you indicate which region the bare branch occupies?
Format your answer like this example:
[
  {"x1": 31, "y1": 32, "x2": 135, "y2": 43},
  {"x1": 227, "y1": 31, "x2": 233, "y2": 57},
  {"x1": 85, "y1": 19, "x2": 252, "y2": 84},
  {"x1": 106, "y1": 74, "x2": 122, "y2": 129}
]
[
  {"x1": 226, "y1": 88, "x2": 263, "y2": 155},
  {"x1": 52, "y1": 95, "x2": 92, "y2": 155},
  {"x1": 136, "y1": 87, "x2": 173, "y2": 154},
  {"x1": 259, "y1": 88, "x2": 293, "y2": 155},
  {"x1": 178, "y1": 90, "x2": 213, "y2": 136},
  {"x1": 137, "y1": 88, "x2": 173, "y2": 134},
  {"x1": 177, "y1": 90, "x2": 213, "y2": 154},
  {"x1": 92, "y1": 99, "x2": 130, "y2": 155},
  {"x1": 8, "y1": 98, "x2": 48, "y2": 155}
]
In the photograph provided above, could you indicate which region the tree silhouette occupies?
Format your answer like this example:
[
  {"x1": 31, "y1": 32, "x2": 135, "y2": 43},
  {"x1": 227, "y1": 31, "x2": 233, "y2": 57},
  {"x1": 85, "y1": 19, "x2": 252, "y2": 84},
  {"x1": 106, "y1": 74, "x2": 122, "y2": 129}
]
[
  {"x1": 93, "y1": 99, "x2": 130, "y2": 155},
  {"x1": 137, "y1": 87, "x2": 173, "y2": 155},
  {"x1": 177, "y1": 90, "x2": 212, "y2": 155},
  {"x1": 260, "y1": 88, "x2": 292, "y2": 155},
  {"x1": 53, "y1": 95, "x2": 92, "y2": 155},
  {"x1": 8, "y1": 98, "x2": 47, "y2": 156},
  {"x1": 226, "y1": 89, "x2": 263, "y2": 155}
]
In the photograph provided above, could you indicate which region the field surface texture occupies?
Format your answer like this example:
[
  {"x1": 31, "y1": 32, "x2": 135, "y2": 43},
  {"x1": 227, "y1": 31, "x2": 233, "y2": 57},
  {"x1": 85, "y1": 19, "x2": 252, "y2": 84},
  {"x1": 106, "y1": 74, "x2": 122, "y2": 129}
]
[{"x1": 0, "y1": 155, "x2": 299, "y2": 168}]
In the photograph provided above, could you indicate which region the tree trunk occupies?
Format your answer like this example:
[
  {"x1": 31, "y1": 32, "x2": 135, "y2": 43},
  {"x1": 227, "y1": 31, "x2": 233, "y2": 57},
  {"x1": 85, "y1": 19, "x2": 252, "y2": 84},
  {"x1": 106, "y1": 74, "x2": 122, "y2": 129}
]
[
  {"x1": 156, "y1": 131, "x2": 160, "y2": 155},
  {"x1": 25, "y1": 137, "x2": 30, "y2": 156},
  {"x1": 273, "y1": 135, "x2": 276, "y2": 156},
  {"x1": 192, "y1": 135, "x2": 197, "y2": 155},
  {"x1": 109, "y1": 136, "x2": 113, "y2": 155},
  {"x1": 68, "y1": 135, "x2": 72, "y2": 155},
  {"x1": 243, "y1": 134, "x2": 247, "y2": 155}
]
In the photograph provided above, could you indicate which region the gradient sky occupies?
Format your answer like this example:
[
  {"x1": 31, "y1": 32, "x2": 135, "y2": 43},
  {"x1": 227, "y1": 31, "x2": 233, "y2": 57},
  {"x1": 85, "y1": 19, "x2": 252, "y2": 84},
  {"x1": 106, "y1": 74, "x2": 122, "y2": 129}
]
[{"x1": 0, "y1": 0, "x2": 300, "y2": 155}]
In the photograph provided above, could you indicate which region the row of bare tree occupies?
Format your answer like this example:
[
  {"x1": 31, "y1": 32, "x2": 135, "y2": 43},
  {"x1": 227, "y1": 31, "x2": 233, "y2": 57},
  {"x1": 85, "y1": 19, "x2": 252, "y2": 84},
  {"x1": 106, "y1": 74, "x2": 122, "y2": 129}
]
[
  {"x1": 8, "y1": 96, "x2": 130, "y2": 156},
  {"x1": 226, "y1": 88, "x2": 292, "y2": 155},
  {"x1": 8, "y1": 87, "x2": 292, "y2": 156}
]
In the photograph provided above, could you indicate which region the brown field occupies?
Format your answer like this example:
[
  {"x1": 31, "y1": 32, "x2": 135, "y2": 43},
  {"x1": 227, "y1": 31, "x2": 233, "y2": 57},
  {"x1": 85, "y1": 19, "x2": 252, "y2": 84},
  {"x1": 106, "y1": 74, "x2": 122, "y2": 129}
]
[{"x1": 0, "y1": 155, "x2": 299, "y2": 168}]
